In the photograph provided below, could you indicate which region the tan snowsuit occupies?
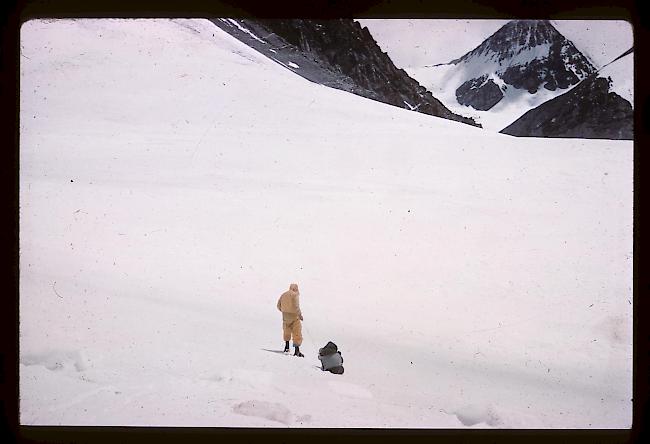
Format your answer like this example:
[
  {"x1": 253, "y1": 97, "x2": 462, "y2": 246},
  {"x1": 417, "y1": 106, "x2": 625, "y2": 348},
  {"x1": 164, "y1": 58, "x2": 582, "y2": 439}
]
[{"x1": 277, "y1": 283, "x2": 303, "y2": 346}]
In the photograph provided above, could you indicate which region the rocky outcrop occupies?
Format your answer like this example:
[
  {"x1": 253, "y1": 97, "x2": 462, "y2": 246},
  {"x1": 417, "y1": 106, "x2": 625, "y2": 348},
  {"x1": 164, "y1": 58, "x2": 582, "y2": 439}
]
[
  {"x1": 455, "y1": 75, "x2": 504, "y2": 110},
  {"x1": 500, "y1": 74, "x2": 633, "y2": 139},
  {"x1": 212, "y1": 18, "x2": 480, "y2": 127}
]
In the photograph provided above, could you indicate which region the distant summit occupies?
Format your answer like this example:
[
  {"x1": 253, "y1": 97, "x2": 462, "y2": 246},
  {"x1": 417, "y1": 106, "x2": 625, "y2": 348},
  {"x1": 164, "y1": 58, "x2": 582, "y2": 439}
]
[
  {"x1": 411, "y1": 20, "x2": 599, "y2": 130},
  {"x1": 447, "y1": 19, "x2": 596, "y2": 110}
]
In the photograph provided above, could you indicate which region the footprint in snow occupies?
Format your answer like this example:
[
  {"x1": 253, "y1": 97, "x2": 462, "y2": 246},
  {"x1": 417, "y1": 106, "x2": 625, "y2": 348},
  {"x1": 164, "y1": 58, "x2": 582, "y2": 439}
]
[
  {"x1": 21, "y1": 349, "x2": 90, "y2": 372},
  {"x1": 445, "y1": 403, "x2": 502, "y2": 427},
  {"x1": 232, "y1": 400, "x2": 293, "y2": 425},
  {"x1": 295, "y1": 414, "x2": 312, "y2": 424},
  {"x1": 208, "y1": 369, "x2": 273, "y2": 388}
]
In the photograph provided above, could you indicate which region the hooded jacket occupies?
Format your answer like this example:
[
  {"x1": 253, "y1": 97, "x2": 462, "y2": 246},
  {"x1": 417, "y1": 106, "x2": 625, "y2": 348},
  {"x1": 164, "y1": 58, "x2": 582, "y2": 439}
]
[{"x1": 277, "y1": 283, "x2": 302, "y2": 321}]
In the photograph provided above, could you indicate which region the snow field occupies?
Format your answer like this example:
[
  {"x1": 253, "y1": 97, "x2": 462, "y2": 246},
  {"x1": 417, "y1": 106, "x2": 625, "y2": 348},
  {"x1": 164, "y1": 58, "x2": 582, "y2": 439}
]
[{"x1": 19, "y1": 19, "x2": 632, "y2": 427}]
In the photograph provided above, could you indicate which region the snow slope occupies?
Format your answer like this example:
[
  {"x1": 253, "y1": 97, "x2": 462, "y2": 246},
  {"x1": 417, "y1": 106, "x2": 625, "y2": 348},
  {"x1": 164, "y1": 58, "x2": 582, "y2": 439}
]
[
  {"x1": 413, "y1": 63, "x2": 573, "y2": 131},
  {"x1": 599, "y1": 49, "x2": 633, "y2": 107},
  {"x1": 20, "y1": 19, "x2": 632, "y2": 428}
]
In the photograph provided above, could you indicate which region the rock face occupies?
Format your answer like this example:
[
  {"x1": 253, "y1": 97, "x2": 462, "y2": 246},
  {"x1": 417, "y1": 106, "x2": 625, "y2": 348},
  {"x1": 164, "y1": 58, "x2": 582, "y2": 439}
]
[
  {"x1": 212, "y1": 18, "x2": 480, "y2": 127},
  {"x1": 500, "y1": 50, "x2": 633, "y2": 140},
  {"x1": 447, "y1": 20, "x2": 596, "y2": 110},
  {"x1": 455, "y1": 75, "x2": 504, "y2": 111}
]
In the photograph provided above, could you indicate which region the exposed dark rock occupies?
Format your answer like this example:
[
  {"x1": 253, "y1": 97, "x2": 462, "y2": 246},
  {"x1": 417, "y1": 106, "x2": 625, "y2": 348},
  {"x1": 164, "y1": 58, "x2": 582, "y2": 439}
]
[
  {"x1": 449, "y1": 20, "x2": 596, "y2": 110},
  {"x1": 211, "y1": 18, "x2": 480, "y2": 127},
  {"x1": 455, "y1": 75, "x2": 504, "y2": 111},
  {"x1": 500, "y1": 38, "x2": 591, "y2": 93},
  {"x1": 500, "y1": 74, "x2": 633, "y2": 139}
]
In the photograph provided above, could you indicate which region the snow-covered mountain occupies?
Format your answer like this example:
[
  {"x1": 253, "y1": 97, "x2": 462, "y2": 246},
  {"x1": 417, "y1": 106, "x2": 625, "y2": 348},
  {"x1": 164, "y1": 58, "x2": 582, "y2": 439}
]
[
  {"x1": 212, "y1": 18, "x2": 480, "y2": 127},
  {"x1": 410, "y1": 20, "x2": 597, "y2": 130},
  {"x1": 501, "y1": 48, "x2": 633, "y2": 139},
  {"x1": 19, "y1": 19, "x2": 632, "y2": 428}
]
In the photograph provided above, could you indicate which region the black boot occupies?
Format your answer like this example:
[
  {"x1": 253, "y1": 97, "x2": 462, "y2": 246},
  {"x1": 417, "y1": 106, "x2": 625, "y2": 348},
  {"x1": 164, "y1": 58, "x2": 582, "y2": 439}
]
[
  {"x1": 283, "y1": 341, "x2": 290, "y2": 353},
  {"x1": 294, "y1": 345, "x2": 304, "y2": 357}
]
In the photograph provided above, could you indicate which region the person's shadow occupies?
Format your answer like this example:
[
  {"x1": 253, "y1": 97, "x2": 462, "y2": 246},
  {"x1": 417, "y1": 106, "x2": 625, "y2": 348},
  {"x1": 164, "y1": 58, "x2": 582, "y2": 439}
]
[
  {"x1": 261, "y1": 348, "x2": 286, "y2": 354},
  {"x1": 261, "y1": 349, "x2": 324, "y2": 371}
]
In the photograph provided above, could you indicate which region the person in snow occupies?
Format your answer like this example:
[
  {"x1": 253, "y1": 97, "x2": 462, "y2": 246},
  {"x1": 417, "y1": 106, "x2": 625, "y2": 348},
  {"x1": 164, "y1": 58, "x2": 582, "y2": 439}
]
[
  {"x1": 318, "y1": 341, "x2": 344, "y2": 374},
  {"x1": 277, "y1": 283, "x2": 304, "y2": 357}
]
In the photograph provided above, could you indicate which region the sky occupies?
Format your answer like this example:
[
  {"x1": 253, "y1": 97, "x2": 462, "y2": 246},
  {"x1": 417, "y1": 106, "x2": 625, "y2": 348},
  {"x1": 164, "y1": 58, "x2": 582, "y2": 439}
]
[{"x1": 356, "y1": 19, "x2": 633, "y2": 69}]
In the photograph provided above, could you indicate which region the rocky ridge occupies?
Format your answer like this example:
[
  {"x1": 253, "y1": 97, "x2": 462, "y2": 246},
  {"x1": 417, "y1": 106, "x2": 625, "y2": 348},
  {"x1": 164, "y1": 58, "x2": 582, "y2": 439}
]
[
  {"x1": 500, "y1": 48, "x2": 633, "y2": 139},
  {"x1": 212, "y1": 18, "x2": 480, "y2": 127}
]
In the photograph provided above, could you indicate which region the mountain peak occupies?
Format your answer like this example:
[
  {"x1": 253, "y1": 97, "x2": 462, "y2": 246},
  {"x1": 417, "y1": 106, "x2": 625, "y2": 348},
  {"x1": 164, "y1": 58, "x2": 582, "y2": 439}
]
[
  {"x1": 437, "y1": 19, "x2": 597, "y2": 115},
  {"x1": 452, "y1": 20, "x2": 572, "y2": 66}
]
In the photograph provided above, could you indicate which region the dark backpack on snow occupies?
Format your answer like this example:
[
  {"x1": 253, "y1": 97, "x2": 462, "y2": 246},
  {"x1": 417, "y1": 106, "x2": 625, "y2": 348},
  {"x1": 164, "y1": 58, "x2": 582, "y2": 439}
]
[{"x1": 318, "y1": 341, "x2": 344, "y2": 374}]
